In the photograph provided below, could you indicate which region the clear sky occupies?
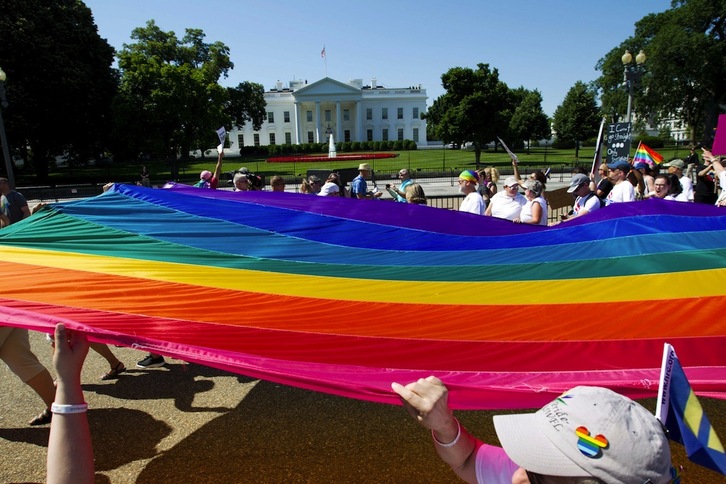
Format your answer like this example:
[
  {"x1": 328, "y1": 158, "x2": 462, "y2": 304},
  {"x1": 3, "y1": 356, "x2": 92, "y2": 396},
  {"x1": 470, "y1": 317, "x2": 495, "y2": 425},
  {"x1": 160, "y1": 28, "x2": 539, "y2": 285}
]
[{"x1": 82, "y1": 0, "x2": 671, "y2": 117}]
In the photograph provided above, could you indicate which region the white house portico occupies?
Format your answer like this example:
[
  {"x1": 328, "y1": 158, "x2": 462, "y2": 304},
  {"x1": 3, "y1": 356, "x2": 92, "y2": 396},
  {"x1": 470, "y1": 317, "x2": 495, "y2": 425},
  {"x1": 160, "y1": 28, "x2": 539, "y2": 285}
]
[{"x1": 229, "y1": 77, "x2": 428, "y2": 150}]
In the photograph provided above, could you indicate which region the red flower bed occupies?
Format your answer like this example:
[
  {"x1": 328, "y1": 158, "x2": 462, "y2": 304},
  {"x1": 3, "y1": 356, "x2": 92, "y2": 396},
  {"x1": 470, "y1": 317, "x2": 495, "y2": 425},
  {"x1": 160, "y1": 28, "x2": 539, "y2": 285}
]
[{"x1": 267, "y1": 153, "x2": 398, "y2": 163}]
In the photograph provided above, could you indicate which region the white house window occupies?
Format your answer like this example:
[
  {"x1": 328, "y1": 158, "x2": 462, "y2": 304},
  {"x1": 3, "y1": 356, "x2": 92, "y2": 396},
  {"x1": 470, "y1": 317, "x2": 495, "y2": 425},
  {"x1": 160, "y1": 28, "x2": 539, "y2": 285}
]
[
  {"x1": 343, "y1": 109, "x2": 350, "y2": 121},
  {"x1": 267, "y1": 112, "x2": 274, "y2": 123},
  {"x1": 382, "y1": 108, "x2": 388, "y2": 120},
  {"x1": 344, "y1": 130, "x2": 350, "y2": 142},
  {"x1": 253, "y1": 133, "x2": 260, "y2": 147},
  {"x1": 413, "y1": 107, "x2": 419, "y2": 119},
  {"x1": 237, "y1": 134, "x2": 244, "y2": 147},
  {"x1": 413, "y1": 128, "x2": 419, "y2": 142},
  {"x1": 397, "y1": 128, "x2": 404, "y2": 141},
  {"x1": 269, "y1": 133, "x2": 276, "y2": 145},
  {"x1": 366, "y1": 108, "x2": 372, "y2": 120},
  {"x1": 325, "y1": 110, "x2": 332, "y2": 122},
  {"x1": 382, "y1": 128, "x2": 389, "y2": 141},
  {"x1": 306, "y1": 110, "x2": 313, "y2": 122},
  {"x1": 284, "y1": 111, "x2": 290, "y2": 123},
  {"x1": 285, "y1": 132, "x2": 291, "y2": 144},
  {"x1": 307, "y1": 131, "x2": 314, "y2": 143},
  {"x1": 367, "y1": 129, "x2": 373, "y2": 141},
  {"x1": 397, "y1": 108, "x2": 403, "y2": 120}
]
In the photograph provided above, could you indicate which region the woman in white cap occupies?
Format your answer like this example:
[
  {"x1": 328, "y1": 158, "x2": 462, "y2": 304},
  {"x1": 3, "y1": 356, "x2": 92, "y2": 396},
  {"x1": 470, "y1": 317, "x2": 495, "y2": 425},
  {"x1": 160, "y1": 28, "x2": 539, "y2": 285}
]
[
  {"x1": 392, "y1": 376, "x2": 674, "y2": 484},
  {"x1": 513, "y1": 179, "x2": 547, "y2": 225}
]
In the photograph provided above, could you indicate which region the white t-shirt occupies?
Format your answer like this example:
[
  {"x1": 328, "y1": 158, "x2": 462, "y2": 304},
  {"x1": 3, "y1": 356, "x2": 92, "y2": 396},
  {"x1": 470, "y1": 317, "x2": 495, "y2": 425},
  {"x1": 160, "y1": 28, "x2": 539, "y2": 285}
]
[
  {"x1": 459, "y1": 192, "x2": 485, "y2": 215},
  {"x1": 665, "y1": 193, "x2": 689, "y2": 202},
  {"x1": 488, "y1": 191, "x2": 526, "y2": 220},
  {"x1": 605, "y1": 181, "x2": 635, "y2": 205},
  {"x1": 574, "y1": 193, "x2": 601, "y2": 215},
  {"x1": 519, "y1": 196, "x2": 548, "y2": 225},
  {"x1": 679, "y1": 175, "x2": 694, "y2": 201},
  {"x1": 318, "y1": 182, "x2": 340, "y2": 196},
  {"x1": 717, "y1": 171, "x2": 726, "y2": 206}
]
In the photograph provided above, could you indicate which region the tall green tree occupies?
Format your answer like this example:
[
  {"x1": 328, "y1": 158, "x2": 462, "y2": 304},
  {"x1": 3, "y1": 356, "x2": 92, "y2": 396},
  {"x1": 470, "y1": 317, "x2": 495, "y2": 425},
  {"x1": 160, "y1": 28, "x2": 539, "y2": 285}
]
[
  {"x1": 424, "y1": 64, "x2": 510, "y2": 168},
  {"x1": 509, "y1": 89, "x2": 551, "y2": 153},
  {"x1": 552, "y1": 81, "x2": 601, "y2": 158},
  {"x1": 595, "y1": 0, "x2": 725, "y2": 143},
  {"x1": 113, "y1": 21, "x2": 235, "y2": 173},
  {"x1": 226, "y1": 81, "x2": 266, "y2": 132},
  {"x1": 0, "y1": 0, "x2": 117, "y2": 181}
]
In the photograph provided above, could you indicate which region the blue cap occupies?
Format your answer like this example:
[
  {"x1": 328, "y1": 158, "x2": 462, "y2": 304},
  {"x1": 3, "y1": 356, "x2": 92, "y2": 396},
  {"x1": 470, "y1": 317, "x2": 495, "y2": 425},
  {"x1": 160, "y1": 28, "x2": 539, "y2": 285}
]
[{"x1": 606, "y1": 160, "x2": 631, "y2": 172}]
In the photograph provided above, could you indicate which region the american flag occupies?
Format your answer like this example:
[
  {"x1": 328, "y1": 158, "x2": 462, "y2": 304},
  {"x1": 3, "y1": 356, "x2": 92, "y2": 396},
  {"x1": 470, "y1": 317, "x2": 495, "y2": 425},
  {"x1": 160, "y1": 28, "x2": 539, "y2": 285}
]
[{"x1": 321, "y1": 46, "x2": 326, "y2": 58}]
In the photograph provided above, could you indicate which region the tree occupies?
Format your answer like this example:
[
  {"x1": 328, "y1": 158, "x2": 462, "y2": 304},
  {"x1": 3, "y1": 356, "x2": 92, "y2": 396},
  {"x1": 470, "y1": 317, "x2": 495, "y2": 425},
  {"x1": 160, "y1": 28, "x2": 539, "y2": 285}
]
[
  {"x1": 552, "y1": 82, "x2": 601, "y2": 158},
  {"x1": 509, "y1": 89, "x2": 551, "y2": 153},
  {"x1": 0, "y1": 0, "x2": 117, "y2": 181},
  {"x1": 595, "y1": 0, "x2": 725, "y2": 144},
  {"x1": 226, "y1": 81, "x2": 266, "y2": 132},
  {"x1": 113, "y1": 21, "x2": 235, "y2": 173},
  {"x1": 424, "y1": 64, "x2": 510, "y2": 167}
]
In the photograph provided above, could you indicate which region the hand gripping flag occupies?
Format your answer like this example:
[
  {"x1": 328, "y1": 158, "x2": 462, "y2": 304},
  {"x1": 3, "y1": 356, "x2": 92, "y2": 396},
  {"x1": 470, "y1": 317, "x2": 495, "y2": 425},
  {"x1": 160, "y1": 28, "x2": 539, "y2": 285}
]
[
  {"x1": 656, "y1": 343, "x2": 726, "y2": 475},
  {"x1": 633, "y1": 141, "x2": 664, "y2": 167}
]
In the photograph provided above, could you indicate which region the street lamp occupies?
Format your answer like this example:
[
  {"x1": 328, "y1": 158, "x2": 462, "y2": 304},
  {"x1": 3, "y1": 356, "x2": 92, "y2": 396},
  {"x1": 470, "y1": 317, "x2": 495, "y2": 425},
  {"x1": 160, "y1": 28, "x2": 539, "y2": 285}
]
[
  {"x1": 0, "y1": 67, "x2": 15, "y2": 188},
  {"x1": 622, "y1": 50, "x2": 647, "y2": 123}
]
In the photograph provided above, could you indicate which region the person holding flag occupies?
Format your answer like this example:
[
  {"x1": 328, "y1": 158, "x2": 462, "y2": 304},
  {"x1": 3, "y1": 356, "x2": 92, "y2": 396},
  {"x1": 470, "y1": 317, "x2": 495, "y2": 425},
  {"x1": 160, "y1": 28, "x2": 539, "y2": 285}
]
[
  {"x1": 193, "y1": 128, "x2": 226, "y2": 189},
  {"x1": 656, "y1": 343, "x2": 726, "y2": 476}
]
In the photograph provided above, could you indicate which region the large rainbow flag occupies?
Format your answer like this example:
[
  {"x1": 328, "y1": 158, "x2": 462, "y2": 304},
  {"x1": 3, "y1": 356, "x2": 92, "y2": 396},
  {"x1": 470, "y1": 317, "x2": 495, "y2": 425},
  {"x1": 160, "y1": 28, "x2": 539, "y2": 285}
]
[{"x1": 1, "y1": 184, "x2": 724, "y2": 409}]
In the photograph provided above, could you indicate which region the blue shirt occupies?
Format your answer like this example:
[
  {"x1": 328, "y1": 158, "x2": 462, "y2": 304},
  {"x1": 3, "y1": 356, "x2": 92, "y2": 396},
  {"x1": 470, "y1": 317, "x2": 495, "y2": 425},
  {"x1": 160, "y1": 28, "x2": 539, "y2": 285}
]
[{"x1": 350, "y1": 175, "x2": 368, "y2": 198}]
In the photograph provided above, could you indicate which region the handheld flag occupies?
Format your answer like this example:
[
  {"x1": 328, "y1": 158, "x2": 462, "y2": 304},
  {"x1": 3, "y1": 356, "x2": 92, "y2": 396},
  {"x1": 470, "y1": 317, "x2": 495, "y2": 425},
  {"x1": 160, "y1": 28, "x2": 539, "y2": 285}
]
[
  {"x1": 712, "y1": 114, "x2": 726, "y2": 155},
  {"x1": 633, "y1": 142, "x2": 664, "y2": 167},
  {"x1": 497, "y1": 136, "x2": 518, "y2": 163},
  {"x1": 656, "y1": 343, "x2": 726, "y2": 475},
  {"x1": 216, "y1": 127, "x2": 226, "y2": 154}
]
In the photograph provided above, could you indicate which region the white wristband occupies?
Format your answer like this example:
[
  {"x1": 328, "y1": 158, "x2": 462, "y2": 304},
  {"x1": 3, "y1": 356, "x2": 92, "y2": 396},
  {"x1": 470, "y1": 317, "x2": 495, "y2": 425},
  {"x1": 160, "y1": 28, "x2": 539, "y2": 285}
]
[
  {"x1": 51, "y1": 403, "x2": 88, "y2": 414},
  {"x1": 432, "y1": 418, "x2": 461, "y2": 448}
]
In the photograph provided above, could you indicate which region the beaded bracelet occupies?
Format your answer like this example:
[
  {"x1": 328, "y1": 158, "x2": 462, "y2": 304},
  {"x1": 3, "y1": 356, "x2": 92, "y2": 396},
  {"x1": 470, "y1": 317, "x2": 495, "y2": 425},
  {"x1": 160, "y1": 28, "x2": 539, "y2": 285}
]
[
  {"x1": 51, "y1": 403, "x2": 89, "y2": 414},
  {"x1": 432, "y1": 418, "x2": 461, "y2": 448}
]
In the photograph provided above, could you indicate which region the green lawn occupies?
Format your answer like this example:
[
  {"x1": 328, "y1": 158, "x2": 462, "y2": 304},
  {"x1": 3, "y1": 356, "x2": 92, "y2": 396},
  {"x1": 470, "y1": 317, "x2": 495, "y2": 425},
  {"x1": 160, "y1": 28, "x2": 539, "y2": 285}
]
[{"x1": 17, "y1": 144, "x2": 692, "y2": 187}]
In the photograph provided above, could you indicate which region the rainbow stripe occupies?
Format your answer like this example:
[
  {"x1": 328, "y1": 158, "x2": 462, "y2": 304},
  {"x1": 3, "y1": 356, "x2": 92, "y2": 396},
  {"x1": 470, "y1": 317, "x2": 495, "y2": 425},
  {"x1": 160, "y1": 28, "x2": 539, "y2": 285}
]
[
  {"x1": 633, "y1": 142, "x2": 664, "y2": 166},
  {"x1": 0, "y1": 183, "x2": 724, "y2": 409}
]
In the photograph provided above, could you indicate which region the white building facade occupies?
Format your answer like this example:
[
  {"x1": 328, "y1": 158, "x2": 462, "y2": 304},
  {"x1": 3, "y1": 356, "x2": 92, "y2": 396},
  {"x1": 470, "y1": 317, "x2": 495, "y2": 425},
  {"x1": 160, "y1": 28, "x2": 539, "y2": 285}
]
[{"x1": 229, "y1": 77, "x2": 428, "y2": 149}]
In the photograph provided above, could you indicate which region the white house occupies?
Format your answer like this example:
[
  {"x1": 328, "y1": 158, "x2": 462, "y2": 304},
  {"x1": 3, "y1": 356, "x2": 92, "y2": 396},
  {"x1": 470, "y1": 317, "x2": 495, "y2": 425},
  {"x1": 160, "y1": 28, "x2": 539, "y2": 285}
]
[{"x1": 228, "y1": 77, "x2": 429, "y2": 149}]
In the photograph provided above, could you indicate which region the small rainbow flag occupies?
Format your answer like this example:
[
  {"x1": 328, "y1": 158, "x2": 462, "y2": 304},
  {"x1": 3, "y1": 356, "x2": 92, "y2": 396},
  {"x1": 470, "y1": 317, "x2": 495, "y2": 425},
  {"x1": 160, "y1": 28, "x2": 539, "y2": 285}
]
[{"x1": 633, "y1": 142, "x2": 664, "y2": 166}]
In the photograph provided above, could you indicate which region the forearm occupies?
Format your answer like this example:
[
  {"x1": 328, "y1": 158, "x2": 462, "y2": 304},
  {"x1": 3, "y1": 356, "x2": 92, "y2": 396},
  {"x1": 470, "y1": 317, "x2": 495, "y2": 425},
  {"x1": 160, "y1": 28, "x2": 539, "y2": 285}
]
[
  {"x1": 47, "y1": 381, "x2": 94, "y2": 484},
  {"x1": 432, "y1": 417, "x2": 481, "y2": 483}
]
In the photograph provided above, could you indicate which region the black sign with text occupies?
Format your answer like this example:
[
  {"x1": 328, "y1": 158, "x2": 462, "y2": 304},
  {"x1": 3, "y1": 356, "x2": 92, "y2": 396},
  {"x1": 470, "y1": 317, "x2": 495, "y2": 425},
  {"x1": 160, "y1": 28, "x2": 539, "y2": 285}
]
[{"x1": 606, "y1": 123, "x2": 632, "y2": 165}]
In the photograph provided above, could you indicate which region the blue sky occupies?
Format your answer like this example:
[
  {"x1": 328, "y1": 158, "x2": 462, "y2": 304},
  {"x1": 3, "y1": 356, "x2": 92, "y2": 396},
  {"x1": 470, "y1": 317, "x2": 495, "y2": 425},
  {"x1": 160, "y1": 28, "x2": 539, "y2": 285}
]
[{"x1": 83, "y1": 0, "x2": 671, "y2": 116}]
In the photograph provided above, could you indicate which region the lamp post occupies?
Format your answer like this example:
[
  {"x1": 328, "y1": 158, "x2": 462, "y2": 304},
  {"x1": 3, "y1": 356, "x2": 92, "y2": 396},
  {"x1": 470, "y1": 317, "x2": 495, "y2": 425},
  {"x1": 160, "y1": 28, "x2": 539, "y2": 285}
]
[
  {"x1": 622, "y1": 50, "x2": 647, "y2": 124},
  {"x1": 0, "y1": 67, "x2": 15, "y2": 188}
]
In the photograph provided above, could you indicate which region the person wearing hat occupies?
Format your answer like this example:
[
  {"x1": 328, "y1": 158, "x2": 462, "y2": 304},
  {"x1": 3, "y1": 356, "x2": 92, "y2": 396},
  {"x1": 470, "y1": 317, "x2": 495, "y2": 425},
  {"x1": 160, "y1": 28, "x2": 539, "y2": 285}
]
[
  {"x1": 513, "y1": 179, "x2": 547, "y2": 225},
  {"x1": 389, "y1": 169, "x2": 414, "y2": 202},
  {"x1": 633, "y1": 162, "x2": 655, "y2": 199},
  {"x1": 193, "y1": 150, "x2": 224, "y2": 189},
  {"x1": 457, "y1": 170, "x2": 485, "y2": 215},
  {"x1": 662, "y1": 159, "x2": 694, "y2": 202},
  {"x1": 485, "y1": 176, "x2": 526, "y2": 221},
  {"x1": 392, "y1": 376, "x2": 673, "y2": 484},
  {"x1": 351, "y1": 163, "x2": 382, "y2": 199},
  {"x1": 558, "y1": 173, "x2": 602, "y2": 224},
  {"x1": 604, "y1": 160, "x2": 635, "y2": 205}
]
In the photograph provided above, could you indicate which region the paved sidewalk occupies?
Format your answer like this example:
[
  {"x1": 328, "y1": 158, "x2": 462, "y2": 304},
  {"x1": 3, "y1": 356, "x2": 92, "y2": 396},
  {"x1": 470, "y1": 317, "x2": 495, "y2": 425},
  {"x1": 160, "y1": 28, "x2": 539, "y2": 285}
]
[{"x1": 1, "y1": 329, "x2": 724, "y2": 482}]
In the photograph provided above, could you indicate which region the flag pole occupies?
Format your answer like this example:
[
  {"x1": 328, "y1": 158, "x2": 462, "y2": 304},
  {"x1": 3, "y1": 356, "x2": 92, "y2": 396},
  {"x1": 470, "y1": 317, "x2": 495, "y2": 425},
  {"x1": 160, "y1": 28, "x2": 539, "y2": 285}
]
[
  {"x1": 321, "y1": 45, "x2": 327, "y2": 77},
  {"x1": 590, "y1": 118, "x2": 605, "y2": 175}
]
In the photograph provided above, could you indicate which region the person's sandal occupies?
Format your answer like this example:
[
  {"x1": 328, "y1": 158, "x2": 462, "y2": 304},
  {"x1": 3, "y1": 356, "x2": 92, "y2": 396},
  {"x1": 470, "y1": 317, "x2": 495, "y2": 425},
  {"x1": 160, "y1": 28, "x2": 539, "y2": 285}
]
[
  {"x1": 29, "y1": 409, "x2": 52, "y2": 426},
  {"x1": 101, "y1": 361, "x2": 126, "y2": 380}
]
